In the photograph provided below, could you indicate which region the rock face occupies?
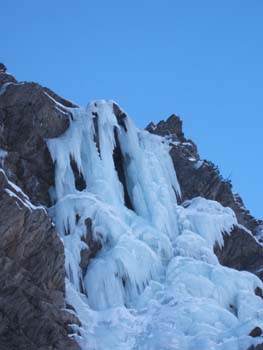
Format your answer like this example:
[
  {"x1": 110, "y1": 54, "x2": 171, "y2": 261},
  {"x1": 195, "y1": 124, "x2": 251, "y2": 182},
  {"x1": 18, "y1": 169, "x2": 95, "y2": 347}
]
[
  {"x1": 147, "y1": 115, "x2": 262, "y2": 235},
  {"x1": 0, "y1": 66, "x2": 80, "y2": 350},
  {"x1": 0, "y1": 170, "x2": 80, "y2": 350},
  {"x1": 147, "y1": 115, "x2": 263, "y2": 276},
  {"x1": 80, "y1": 218, "x2": 102, "y2": 278},
  {"x1": 0, "y1": 64, "x2": 17, "y2": 85},
  {"x1": 214, "y1": 226, "x2": 263, "y2": 279},
  {"x1": 0, "y1": 63, "x2": 7, "y2": 72},
  {"x1": 249, "y1": 327, "x2": 262, "y2": 338},
  {"x1": 0, "y1": 70, "x2": 77, "y2": 206}
]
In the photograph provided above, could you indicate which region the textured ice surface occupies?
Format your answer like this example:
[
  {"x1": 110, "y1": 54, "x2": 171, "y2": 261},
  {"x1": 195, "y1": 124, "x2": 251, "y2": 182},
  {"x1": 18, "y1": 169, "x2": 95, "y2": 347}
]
[{"x1": 47, "y1": 100, "x2": 263, "y2": 350}]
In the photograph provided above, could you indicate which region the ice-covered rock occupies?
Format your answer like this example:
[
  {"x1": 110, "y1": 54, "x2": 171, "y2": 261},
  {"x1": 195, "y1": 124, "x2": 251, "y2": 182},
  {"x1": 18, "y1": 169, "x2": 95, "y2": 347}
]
[
  {"x1": 46, "y1": 100, "x2": 263, "y2": 350},
  {"x1": 1, "y1": 66, "x2": 263, "y2": 350}
]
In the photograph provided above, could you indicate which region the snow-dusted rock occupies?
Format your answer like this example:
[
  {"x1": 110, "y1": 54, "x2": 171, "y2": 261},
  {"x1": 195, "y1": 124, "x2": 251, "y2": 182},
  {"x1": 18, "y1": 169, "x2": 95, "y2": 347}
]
[
  {"x1": 0, "y1": 169, "x2": 80, "y2": 350},
  {"x1": 0, "y1": 68, "x2": 77, "y2": 206},
  {"x1": 147, "y1": 115, "x2": 262, "y2": 236}
]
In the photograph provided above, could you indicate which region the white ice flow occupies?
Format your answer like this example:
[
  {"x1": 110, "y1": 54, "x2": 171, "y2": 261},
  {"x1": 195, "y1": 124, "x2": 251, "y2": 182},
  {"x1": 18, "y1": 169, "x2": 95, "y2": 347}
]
[{"x1": 47, "y1": 100, "x2": 263, "y2": 350}]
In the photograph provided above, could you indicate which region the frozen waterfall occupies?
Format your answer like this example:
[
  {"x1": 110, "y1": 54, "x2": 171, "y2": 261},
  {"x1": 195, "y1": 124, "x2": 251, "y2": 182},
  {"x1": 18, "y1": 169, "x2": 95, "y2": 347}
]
[{"x1": 47, "y1": 100, "x2": 263, "y2": 350}]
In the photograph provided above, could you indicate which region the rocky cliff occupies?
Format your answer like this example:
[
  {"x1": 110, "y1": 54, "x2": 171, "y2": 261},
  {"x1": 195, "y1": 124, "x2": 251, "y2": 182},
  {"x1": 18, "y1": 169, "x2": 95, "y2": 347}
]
[
  {"x1": 0, "y1": 64, "x2": 80, "y2": 350},
  {"x1": 147, "y1": 117, "x2": 263, "y2": 278},
  {"x1": 1, "y1": 63, "x2": 263, "y2": 349}
]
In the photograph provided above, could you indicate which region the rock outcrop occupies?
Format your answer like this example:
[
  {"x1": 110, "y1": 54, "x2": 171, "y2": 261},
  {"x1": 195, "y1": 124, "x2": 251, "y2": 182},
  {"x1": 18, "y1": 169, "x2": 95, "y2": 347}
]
[
  {"x1": 80, "y1": 218, "x2": 102, "y2": 278},
  {"x1": 0, "y1": 170, "x2": 80, "y2": 350},
  {"x1": 0, "y1": 67, "x2": 77, "y2": 206},
  {"x1": 0, "y1": 64, "x2": 7, "y2": 73},
  {"x1": 146, "y1": 115, "x2": 262, "y2": 235},
  {"x1": 0, "y1": 64, "x2": 17, "y2": 86},
  {"x1": 147, "y1": 115, "x2": 263, "y2": 277},
  {"x1": 214, "y1": 226, "x2": 263, "y2": 279},
  {"x1": 0, "y1": 65, "x2": 80, "y2": 350}
]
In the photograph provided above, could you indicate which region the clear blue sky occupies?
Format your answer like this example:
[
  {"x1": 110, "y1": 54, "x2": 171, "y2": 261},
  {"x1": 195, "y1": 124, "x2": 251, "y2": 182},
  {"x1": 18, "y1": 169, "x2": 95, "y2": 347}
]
[{"x1": 1, "y1": 0, "x2": 262, "y2": 218}]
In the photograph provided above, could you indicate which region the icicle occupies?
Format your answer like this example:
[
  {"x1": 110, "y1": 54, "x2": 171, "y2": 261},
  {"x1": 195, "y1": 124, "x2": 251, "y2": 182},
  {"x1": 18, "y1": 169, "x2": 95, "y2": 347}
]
[
  {"x1": 46, "y1": 100, "x2": 263, "y2": 350},
  {"x1": 117, "y1": 114, "x2": 180, "y2": 238}
]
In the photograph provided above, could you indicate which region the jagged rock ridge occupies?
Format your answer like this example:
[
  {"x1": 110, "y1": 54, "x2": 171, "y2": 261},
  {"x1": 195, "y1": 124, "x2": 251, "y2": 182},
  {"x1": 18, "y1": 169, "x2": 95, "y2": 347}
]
[{"x1": 147, "y1": 117, "x2": 263, "y2": 278}]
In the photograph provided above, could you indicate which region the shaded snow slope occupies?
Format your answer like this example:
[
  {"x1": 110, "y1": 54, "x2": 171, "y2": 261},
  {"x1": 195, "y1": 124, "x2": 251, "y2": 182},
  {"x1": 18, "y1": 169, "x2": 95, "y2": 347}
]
[{"x1": 47, "y1": 100, "x2": 263, "y2": 350}]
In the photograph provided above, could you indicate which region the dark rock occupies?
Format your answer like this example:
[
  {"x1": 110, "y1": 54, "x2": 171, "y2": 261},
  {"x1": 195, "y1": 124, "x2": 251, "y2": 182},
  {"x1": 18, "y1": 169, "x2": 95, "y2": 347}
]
[
  {"x1": 0, "y1": 257, "x2": 79, "y2": 350},
  {"x1": 0, "y1": 81, "x2": 76, "y2": 206},
  {"x1": 146, "y1": 114, "x2": 186, "y2": 142},
  {"x1": 3, "y1": 148, "x2": 54, "y2": 207},
  {"x1": 70, "y1": 155, "x2": 86, "y2": 191},
  {"x1": 147, "y1": 115, "x2": 263, "y2": 281},
  {"x1": 80, "y1": 218, "x2": 102, "y2": 276},
  {"x1": 0, "y1": 186, "x2": 64, "y2": 291},
  {"x1": 170, "y1": 148, "x2": 262, "y2": 235},
  {"x1": 0, "y1": 170, "x2": 80, "y2": 350},
  {"x1": 249, "y1": 327, "x2": 262, "y2": 338},
  {"x1": 0, "y1": 63, "x2": 7, "y2": 72},
  {"x1": 92, "y1": 111, "x2": 100, "y2": 156},
  {"x1": 0, "y1": 71, "x2": 17, "y2": 86},
  {"x1": 147, "y1": 116, "x2": 262, "y2": 236},
  {"x1": 255, "y1": 287, "x2": 263, "y2": 299},
  {"x1": 0, "y1": 64, "x2": 17, "y2": 85},
  {"x1": 43, "y1": 86, "x2": 78, "y2": 108},
  {"x1": 113, "y1": 127, "x2": 134, "y2": 210},
  {"x1": 0, "y1": 82, "x2": 70, "y2": 141},
  {"x1": 0, "y1": 73, "x2": 81, "y2": 348},
  {"x1": 214, "y1": 226, "x2": 263, "y2": 278},
  {"x1": 113, "y1": 102, "x2": 128, "y2": 132},
  {"x1": 66, "y1": 303, "x2": 77, "y2": 313},
  {"x1": 231, "y1": 193, "x2": 262, "y2": 235}
]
